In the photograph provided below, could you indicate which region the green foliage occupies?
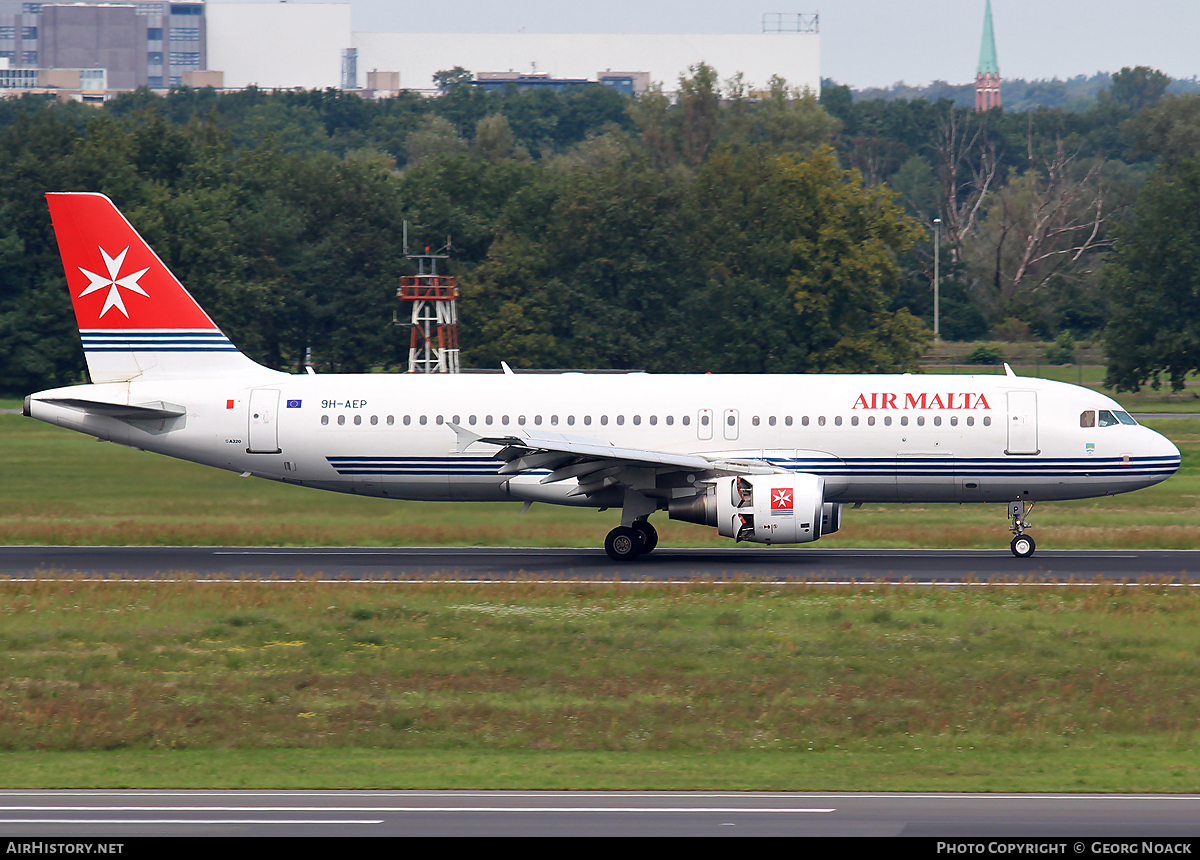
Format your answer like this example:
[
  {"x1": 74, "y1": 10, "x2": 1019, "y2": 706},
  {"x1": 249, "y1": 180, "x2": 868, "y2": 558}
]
[
  {"x1": 1105, "y1": 66, "x2": 1172, "y2": 112},
  {"x1": 965, "y1": 344, "x2": 1004, "y2": 365},
  {"x1": 1043, "y1": 332, "x2": 1077, "y2": 365},
  {"x1": 1104, "y1": 160, "x2": 1200, "y2": 392}
]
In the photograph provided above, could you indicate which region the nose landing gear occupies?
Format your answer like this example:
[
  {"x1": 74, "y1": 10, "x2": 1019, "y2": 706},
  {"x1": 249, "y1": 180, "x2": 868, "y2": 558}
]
[{"x1": 1009, "y1": 499, "x2": 1036, "y2": 558}]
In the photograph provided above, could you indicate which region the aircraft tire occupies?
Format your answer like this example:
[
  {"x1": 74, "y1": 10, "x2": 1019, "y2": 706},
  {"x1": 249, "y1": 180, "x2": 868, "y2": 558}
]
[
  {"x1": 632, "y1": 520, "x2": 658, "y2": 554},
  {"x1": 605, "y1": 526, "x2": 642, "y2": 562},
  {"x1": 1011, "y1": 534, "x2": 1036, "y2": 558}
]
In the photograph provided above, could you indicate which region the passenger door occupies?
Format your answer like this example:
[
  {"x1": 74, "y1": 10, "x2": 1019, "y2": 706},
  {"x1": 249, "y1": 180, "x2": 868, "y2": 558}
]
[
  {"x1": 1006, "y1": 391, "x2": 1038, "y2": 454},
  {"x1": 247, "y1": 389, "x2": 281, "y2": 454}
]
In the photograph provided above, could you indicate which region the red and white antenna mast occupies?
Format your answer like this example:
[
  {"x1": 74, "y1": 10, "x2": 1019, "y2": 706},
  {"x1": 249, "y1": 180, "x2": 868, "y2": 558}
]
[{"x1": 397, "y1": 223, "x2": 459, "y2": 373}]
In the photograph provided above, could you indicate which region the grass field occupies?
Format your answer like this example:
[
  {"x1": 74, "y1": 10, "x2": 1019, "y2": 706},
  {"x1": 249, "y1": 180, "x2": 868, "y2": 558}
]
[
  {"x1": 3, "y1": 580, "x2": 1200, "y2": 791},
  {"x1": 0, "y1": 408, "x2": 1196, "y2": 549}
]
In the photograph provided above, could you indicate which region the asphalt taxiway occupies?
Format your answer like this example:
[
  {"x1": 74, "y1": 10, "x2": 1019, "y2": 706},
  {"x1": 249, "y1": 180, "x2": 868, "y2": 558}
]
[{"x1": 1, "y1": 546, "x2": 1199, "y2": 582}]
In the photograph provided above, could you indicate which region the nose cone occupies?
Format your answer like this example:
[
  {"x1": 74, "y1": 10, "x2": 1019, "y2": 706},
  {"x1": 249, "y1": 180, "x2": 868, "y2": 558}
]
[{"x1": 1146, "y1": 426, "x2": 1182, "y2": 482}]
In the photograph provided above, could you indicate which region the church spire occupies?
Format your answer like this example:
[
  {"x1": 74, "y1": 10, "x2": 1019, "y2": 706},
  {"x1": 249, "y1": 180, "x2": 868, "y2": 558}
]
[{"x1": 975, "y1": 0, "x2": 1001, "y2": 111}]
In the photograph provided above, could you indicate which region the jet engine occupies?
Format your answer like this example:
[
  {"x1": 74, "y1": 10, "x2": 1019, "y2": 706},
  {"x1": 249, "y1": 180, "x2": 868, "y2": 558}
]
[{"x1": 669, "y1": 474, "x2": 834, "y2": 544}]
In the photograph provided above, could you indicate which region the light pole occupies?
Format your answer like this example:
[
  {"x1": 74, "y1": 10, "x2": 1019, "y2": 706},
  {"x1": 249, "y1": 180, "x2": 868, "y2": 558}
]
[{"x1": 932, "y1": 218, "x2": 941, "y2": 341}]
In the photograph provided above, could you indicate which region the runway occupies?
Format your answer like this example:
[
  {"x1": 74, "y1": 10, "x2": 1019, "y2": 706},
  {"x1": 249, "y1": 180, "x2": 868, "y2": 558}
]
[
  {"x1": 1, "y1": 790, "x2": 1200, "y2": 836},
  {"x1": 2, "y1": 546, "x2": 1200, "y2": 582}
]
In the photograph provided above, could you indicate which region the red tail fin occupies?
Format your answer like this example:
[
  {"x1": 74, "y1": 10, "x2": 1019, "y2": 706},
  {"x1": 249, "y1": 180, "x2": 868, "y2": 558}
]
[{"x1": 46, "y1": 192, "x2": 266, "y2": 382}]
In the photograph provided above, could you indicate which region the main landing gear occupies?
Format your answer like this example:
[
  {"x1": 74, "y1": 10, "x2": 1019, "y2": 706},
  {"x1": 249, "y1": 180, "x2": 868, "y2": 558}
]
[
  {"x1": 604, "y1": 520, "x2": 658, "y2": 562},
  {"x1": 1008, "y1": 499, "x2": 1036, "y2": 558}
]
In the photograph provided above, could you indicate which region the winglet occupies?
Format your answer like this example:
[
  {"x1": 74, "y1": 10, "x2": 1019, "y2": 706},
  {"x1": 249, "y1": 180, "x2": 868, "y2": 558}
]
[{"x1": 1003, "y1": 362, "x2": 1017, "y2": 378}]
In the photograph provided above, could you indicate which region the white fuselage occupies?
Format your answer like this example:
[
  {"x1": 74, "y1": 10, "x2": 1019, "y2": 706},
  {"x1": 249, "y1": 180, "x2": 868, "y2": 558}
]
[{"x1": 28, "y1": 370, "x2": 1181, "y2": 508}]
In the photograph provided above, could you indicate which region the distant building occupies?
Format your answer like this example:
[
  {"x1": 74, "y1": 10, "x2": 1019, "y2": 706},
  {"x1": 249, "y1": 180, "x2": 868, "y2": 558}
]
[
  {"x1": 205, "y1": 2, "x2": 350, "y2": 90},
  {"x1": 354, "y1": 31, "x2": 820, "y2": 95},
  {"x1": 975, "y1": 0, "x2": 1001, "y2": 111},
  {"x1": 0, "y1": 1, "x2": 207, "y2": 90}
]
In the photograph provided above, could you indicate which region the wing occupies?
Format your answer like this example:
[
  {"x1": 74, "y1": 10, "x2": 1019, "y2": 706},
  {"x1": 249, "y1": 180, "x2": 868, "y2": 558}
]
[{"x1": 448, "y1": 423, "x2": 784, "y2": 498}]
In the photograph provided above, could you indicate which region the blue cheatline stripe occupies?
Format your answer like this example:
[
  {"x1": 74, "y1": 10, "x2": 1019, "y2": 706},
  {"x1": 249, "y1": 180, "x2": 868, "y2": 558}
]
[
  {"x1": 325, "y1": 456, "x2": 543, "y2": 477},
  {"x1": 80, "y1": 329, "x2": 239, "y2": 353},
  {"x1": 323, "y1": 454, "x2": 1179, "y2": 480}
]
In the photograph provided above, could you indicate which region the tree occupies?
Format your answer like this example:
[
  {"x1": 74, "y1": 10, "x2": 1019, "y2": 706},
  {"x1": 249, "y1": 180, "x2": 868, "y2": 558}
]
[
  {"x1": 960, "y1": 140, "x2": 1112, "y2": 326},
  {"x1": 433, "y1": 67, "x2": 473, "y2": 93},
  {"x1": 1103, "y1": 159, "x2": 1200, "y2": 392},
  {"x1": 1105, "y1": 66, "x2": 1171, "y2": 112}
]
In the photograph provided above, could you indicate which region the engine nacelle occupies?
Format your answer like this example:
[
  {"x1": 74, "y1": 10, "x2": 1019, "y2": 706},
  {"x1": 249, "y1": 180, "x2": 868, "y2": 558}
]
[{"x1": 670, "y1": 474, "x2": 826, "y2": 544}]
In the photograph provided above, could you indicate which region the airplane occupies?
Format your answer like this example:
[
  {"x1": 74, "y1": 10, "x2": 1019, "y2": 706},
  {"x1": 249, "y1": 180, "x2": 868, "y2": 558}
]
[{"x1": 23, "y1": 192, "x2": 1182, "y2": 561}]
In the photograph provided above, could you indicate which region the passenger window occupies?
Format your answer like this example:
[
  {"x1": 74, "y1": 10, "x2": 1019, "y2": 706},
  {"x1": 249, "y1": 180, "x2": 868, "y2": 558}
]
[
  {"x1": 518, "y1": 415, "x2": 526, "y2": 425},
  {"x1": 785, "y1": 416, "x2": 793, "y2": 426},
  {"x1": 452, "y1": 415, "x2": 460, "y2": 424},
  {"x1": 752, "y1": 416, "x2": 760, "y2": 426},
  {"x1": 802, "y1": 416, "x2": 810, "y2": 426},
  {"x1": 550, "y1": 416, "x2": 558, "y2": 426},
  {"x1": 485, "y1": 415, "x2": 493, "y2": 425},
  {"x1": 617, "y1": 416, "x2": 625, "y2": 426},
  {"x1": 967, "y1": 416, "x2": 974, "y2": 426},
  {"x1": 666, "y1": 416, "x2": 673, "y2": 426},
  {"x1": 769, "y1": 416, "x2": 776, "y2": 426},
  {"x1": 321, "y1": 415, "x2": 329, "y2": 425},
  {"x1": 916, "y1": 416, "x2": 924, "y2": 426},
  {"x1": 835, "y1": 416, "x2": 842, "y2": 426},
  {"x1": 983, "y1": 416, "x2": 992, "y2": 427},
  {"x1": 436, "y1": 415, "x2": 444, "y2": 425},
  {"x1": 419, "y1": 415, "x2": 427, "y2": 425},
  {"x1": 600, "y1": 416, "x2": 608, "y2": 425},
  {"x1": 900, "y1": 416, "x2": 908, "y2": 426},
  {"x1": 534, "y1": 415, "x2": 542, "y2": 425},
  {"x1": 950, "y1": 416, "x2": 957, "y2": 426},
  {"x1": 567, "y1": 416, "x2": 575, "y2": 425},
  {"x1": 884, "y1": 416, "x2": 892, "y2": 426},
  {"x1": 1080, "y1": 410, "x2": 1096, "y2": 428},
  {"x1": 649, "y1": 416, "x2": 657, "y2": 425},
  {"x1": 370, "y1": 415, "x2": 378, "y2": 426},
  {"x1": 633, "y1": 415, "x2": 641, "y2": 425},
  {"x1": 387, "y1": 416, "x2": 394, "y2": 426},
  {"x1": 701, "y1": 414, "x2": 709, "y2": 426},
  {"x1": 851, "y1": 416, "x2": 858, "y2": 426},
  {"x1": 502, "y1": 415, "x2": 510, "y2": 425},
  {"x1": 338, "y1": 415, "x2": 345, "y2": 426},
  {"x1": 403, "y1": 415, "x2": 411, "y2": 425},
  {"x1": 868, "y1": 416, "x2": 875, "y2": 426},
  {"x1": 585, "y1": 416, "x2": 592, "y2": 425},
  {"x1": 933, "y1": 416, "x2": 941, "y2": 426},
  {"x1": 682, "y1": 415, "x2": 690, "y2": 426},
  {"x1": 818, "y1": 416, "x2": 826, "y2": 426}
]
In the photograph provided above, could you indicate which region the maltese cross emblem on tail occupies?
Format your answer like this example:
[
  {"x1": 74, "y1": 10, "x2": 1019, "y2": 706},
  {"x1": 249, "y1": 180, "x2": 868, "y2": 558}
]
[{"x1": 77, "y1": 246, "x2": 150, "y2": 318}]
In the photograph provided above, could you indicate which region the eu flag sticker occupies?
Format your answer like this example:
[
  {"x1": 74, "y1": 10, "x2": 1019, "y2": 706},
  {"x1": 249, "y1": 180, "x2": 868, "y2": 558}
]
[{"x1": 286, "y1": 399, "x2": 302, "y2": 408}]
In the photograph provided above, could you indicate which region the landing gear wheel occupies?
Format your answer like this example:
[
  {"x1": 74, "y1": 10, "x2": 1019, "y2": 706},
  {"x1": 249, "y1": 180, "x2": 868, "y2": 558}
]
[
  {"x1": 1011, "y1": 534, "x2": 1036, "y2": 558},
  {"x1": 632, "y1": 521, "x2": 658, "y2": 555},
  {"x1": 605, "y1": 526, "x2": 642, "y2": 562}
]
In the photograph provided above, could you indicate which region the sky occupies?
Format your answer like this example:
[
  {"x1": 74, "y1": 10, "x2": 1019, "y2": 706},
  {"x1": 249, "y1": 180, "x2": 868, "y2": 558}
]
[{"x1": 211, "y1": 1, "x2": 1200, "y2": 88}]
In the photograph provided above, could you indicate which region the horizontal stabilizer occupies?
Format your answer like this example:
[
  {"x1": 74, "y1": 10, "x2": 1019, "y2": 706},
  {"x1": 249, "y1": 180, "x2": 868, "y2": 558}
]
[{"x1": 41, "y1": 398, "x2": 186, "y2": 419}]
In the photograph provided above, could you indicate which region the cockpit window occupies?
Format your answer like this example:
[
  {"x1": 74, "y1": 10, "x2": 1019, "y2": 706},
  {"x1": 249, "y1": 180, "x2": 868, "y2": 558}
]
[
  {"x1": 1098, "y1": 410, "x2": 1119, "y2": 427},
  {"x1": 1114, "y1": 411, "x2": 1137, "y2": 426},
  {"x1": 1080, "y1": 410, "x2": 1095, "y2": 428}
]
